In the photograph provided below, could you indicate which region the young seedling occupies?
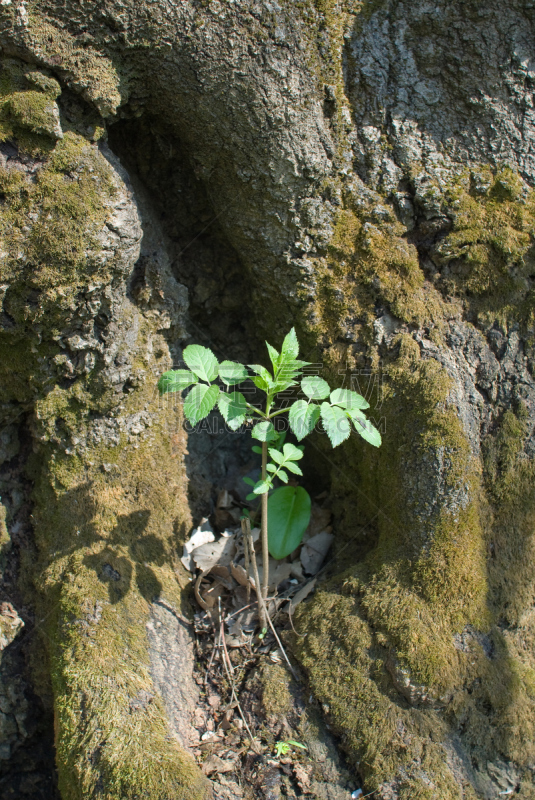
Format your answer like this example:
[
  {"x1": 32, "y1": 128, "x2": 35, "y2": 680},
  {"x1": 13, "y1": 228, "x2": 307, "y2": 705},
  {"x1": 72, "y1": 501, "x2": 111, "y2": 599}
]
[
  {"x1": 158, "y1": 329, "x2": 381, "y2": 627},
  {"x1": 274, "y1": 739, "x2": 307, "y2": 759}
]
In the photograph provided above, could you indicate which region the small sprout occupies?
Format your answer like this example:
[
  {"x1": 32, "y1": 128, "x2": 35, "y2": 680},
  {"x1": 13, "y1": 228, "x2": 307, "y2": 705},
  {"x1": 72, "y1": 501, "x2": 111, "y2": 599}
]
[{"x1": 274, "y1": 739, "x2": 307, "y2": 758}]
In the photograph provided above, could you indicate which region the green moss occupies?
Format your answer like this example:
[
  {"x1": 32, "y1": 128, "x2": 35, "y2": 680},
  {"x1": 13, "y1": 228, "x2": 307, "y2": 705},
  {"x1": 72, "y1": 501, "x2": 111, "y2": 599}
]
[
  {"x1": 0, "y1": 8, "x2": 122, "y2": 117},
  {"x1": 294, "y1": 591, "x2": 465, "y2": 797},
  {"x1": 0, "y1": 58, "x2": 61, "y2": 154},
  {"x1": 28, "y1": 361, "x2": 208, "y2": 799},
  {"x1": 0, "y1": 503, "x2": 10, "y2": 573},
  {"x1": 260, "y1": 662, "x2": 293, "y2": 718},
  {"x1": 311, "y1": 193, "x2": 452, "y2": 344},
  {"x1": 429, "y1": 167, "x2": 535, "y2": 327},
  {"x1": 0, "y1": 128, "x2": 117, "y2": 336}
]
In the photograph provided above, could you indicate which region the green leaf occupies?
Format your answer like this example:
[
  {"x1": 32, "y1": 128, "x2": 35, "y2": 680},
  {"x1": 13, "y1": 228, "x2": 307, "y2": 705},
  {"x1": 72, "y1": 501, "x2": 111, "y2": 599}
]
[
  {"x1": 252, "y1": 421, "x2": 277, "y2": 442},
  {"x1": 284, "y1": 461, "x2": 303, "y2": 476},
  {"x1": 243, "y1": 476, "x2": 256, "y2": 486},
  {"x1": 246, "y1": 492, "x2": 258, "y2": 502},
  {"x1": 280, "y1": 328, "x2": 299, "y2": 361},
  {"x1": 288, "y1": 400, "x2": 320, "y2": 441},
  {"x1": 184, "y1": 384, "x2": 220, "y2": 425},
  {"x1": 158, "y1": 370, "x2": 198, "y2": 395},
  {"x1": 252, "y1": 445, "x2": 263, "y2": 455},
  {"x1": 253, "y1": 480, "x2": 272, "y2": 495},
  {"x1": 320, "y1": 402, "x2": 351, "y2": 447},
  {"x1": 330, "y1": 388, "x2": 370, "y2": 410},
  {"x1": 282, "y1": 442, "x2": 304, "y2": 461},
  {"x1": 249, "y1": 364, "x2": 273, "y2": 381},
  {"x1": 252, "y1": 374, "x2": 270, "y2": 392},
  {"x1": 278, "y1": 469, "x2": 289, "y2": 483},
  {"x1": 286, "y1": 740, "x2": 307, "y2": 750},
  {"x1": 268, "y1": 486, "x2": 311, "y2": 560},
  {"x1": 301, "y1": 376, "x2": 330, "y2": 400},
  {"x1": 266, "y1": 342, "x2": 280, "y2": 372},
  {"x1": 218, "y1": 391, "x2": 247, "y2": 430},
  {"x1": 183, "y1": 344, "x2": 219, "y2": 382},
  {"x1": 345, "y1": 406, "x2": 367, "y2": 423},
  {"x1": 268, "y1": 448, "x2": 284, "y2": 465},
  {"x1": 351, "y1": 416, "x2": 382, "y2": 447},
  {"x1": 266, "y1": 463, "x2": 277, "y2": 473},
  {"x1": 219, "y1": 360, "x2": 249, "y2": 386}
]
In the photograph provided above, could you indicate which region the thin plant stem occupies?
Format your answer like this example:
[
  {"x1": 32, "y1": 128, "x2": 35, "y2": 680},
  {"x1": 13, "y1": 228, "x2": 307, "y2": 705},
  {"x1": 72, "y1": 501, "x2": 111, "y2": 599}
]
[
  {"x1": 241, "y1": 516, "x2": 268, "y2": 631},
  {"x1": 261, "y1": 440, "x2": 269, "y2": 603}
]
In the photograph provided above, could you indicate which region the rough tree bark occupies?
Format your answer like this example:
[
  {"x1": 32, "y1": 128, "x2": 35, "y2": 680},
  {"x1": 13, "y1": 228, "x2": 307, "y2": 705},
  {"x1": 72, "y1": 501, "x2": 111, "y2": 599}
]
[{"x1": 0, "y1": 1, "x2": 534, "y2": 798}]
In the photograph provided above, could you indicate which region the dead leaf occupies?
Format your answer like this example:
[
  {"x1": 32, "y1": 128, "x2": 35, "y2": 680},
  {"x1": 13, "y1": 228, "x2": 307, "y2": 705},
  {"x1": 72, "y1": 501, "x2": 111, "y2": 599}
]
[
  {"x1": 210, "y1": 565, "x2": 235, "y2": 590},
  {"x1": 300, "y1": 531, "x2": 333, "y2": 575},
  {"x1": 217, "y1": 489, "x2": 233, "y2": 509},
  {"x1": 305, "y1": 504, "x2": 332, "y2": 539},
  {"x1": 256, "y1": 557, "x2": 292, "y2": 592},
  {"x1": 192, "y1": 535, "x2": 237, "y2": 572},
  {"x1": 287, "y1": 578, "x2": 316, "y2": 614},
  {"x1": 230, "y1": 562, "x2": 252, "y2": 588},
  {"x1": 202, "y1": 754, "x2": 236, "y2": 775},
  {"x1": 181, "y1": 522, "x2": 215, "y2": 572}
]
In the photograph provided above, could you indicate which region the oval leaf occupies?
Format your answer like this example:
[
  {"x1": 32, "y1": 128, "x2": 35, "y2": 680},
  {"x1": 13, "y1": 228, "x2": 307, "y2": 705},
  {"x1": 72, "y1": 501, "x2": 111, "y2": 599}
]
[
  {"x1": 218, "y1": 391, "x2": 247, "y2": 430},
  {"x1": 268, "y1": 486, "x2": 312, "y2": 560},
  {"x1": 184, "y1": 384, "x2": 220, "y2": 425},
  {"x1": 280, "y1": 328, "x2": 299, "y2": 361},
  {"x1": 219, "y1": 360, "x2": 249, "y2": 386},
  {"x1": 252, "y1": 421, "x2": 277, "y2": 442},
  {"x1": 320, "y1": 402, "x2": 351, "y2": 447},
  {"x1": 288, "y1": 400, "x2": 320, "y2": 441},
  {"x1": 330, "y1": 388, "x2": 370, "y2": 410},
  {"x1": 352, "y1": 416, "x2": 382, "y2": 447},
  {"x1": 253, "y1": 479, "x2": 271, "y2": 495},
  {"x1": 301, "y1": 376, "x2": 330, "y2": 400},
  {"x1": 158, "y1": 369, "x2": 197, "y2": 395},
  {"x1": 282, "y1": 442, "x2": 304, "y2": 461},
  {"x1": 183, "y1": 344, "x2": 219, "y2": 383}
]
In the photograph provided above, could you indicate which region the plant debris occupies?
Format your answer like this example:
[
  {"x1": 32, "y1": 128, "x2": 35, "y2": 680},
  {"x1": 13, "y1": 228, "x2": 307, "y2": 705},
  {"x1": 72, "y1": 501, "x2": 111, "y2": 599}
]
[{"x1": 181, "y1": 488, "x2": 361, "y2": 798}]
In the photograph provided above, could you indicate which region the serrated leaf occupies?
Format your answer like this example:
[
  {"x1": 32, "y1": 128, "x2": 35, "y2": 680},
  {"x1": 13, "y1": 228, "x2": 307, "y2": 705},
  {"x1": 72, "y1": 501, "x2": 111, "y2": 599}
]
[
  {"x1": 266, "y1": 463, "x2": 277, "y2": 473},
  {"x1": 352, "y1": 416, "x2": 382, "y2": 447},
  {"x1": 288, "y1": 400, "x2": 320, "y2": 441},
  {"x1": 320, "y1": 402, "x2": 351, "y2": 447},
  {"x1": 282, "y1": 442, "x2": 304, "y2": 461},
  {"x1": 302, "y1": 376, "x2": 331, "y2": 400},
  {"x1": 272, "y1": 379, "x2": 299, "y2": 392},
  {"x1": 268, "y1": 448, "x2": 284, "y2": 464},
  {"x1": 243, "y1": 476, "x2": 256, "y2": 486},
  {"x1": 268, "y1": 486, "x2": 311, "y2": 560},
  {"x1": 266, "y1": 342, "x2": 280, "y2": 372},
  {"x1": 280, "y1": 328, "x2": 299, "y2": 361},
  {"x1": 252, "y1": 374, "x2": 270, "y2": 392},
  {"x1": 253, "y1": 480, "x2": 271, "y2": 495},
  {"x1": 184, "y1": 384, "x2": 220, "y2": 425},
  {"x1": 285, "y1": 461, "x2": 303, "y2": 475},
  {"x1": 249, "y1": 364, "x2": 273, "y2": 381},
  {"x1": 330, "y1": 388, "x2": 370, "y2": 410},
  {"x1": 278, "y1": 469, "x2": 289, "y2": 483},
  {"x1": 346, "y1": 406, "x2": 367, "y2": 423},
  {"x1": 219, "y1": 360, "x2": 249, "y2": 386},
  {"x1": 218, "y1": 391, "x2": 247, "y2": 430},
  {"x1": 252, "y1": 421, "x2": 277, "y2": 442},
  {"x1": 158, "y1": 369, "x2": 198, "y2": 395},
  {"x1": 183, "y1": 344, "x2": 219, "y2": 382}
]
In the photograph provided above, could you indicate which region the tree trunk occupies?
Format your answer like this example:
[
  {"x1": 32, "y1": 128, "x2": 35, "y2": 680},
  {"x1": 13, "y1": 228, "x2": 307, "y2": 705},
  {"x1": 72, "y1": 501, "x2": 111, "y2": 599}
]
[{"x1": 0, "y1": 1, "x2": 534, "y2": 797}]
